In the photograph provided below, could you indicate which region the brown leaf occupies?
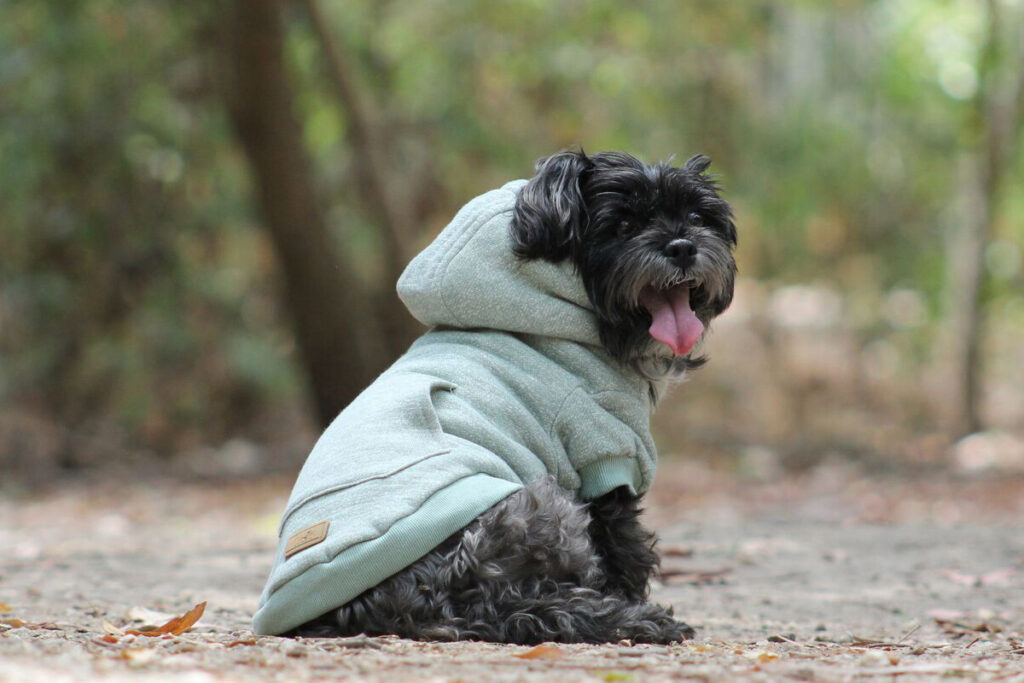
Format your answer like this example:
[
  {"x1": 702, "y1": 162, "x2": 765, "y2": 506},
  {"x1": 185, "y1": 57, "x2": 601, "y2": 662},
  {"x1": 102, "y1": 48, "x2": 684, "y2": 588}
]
[
  {"x1": 0, "y1": 602, "x2": 12, "y2": 614},
  {"x1": 225, "y1": 639, "x2": 258, "y2": 648},
  {"x1": 124, "y1": 601, "x2": 206, "y2": 637},
  {"x1": 514, "y1": 644, "x2": 565, "y2": 660},
  {"x1": 660, "y1": 567, "x2": 732, "y2": 584},
  {"x1": 659, "y1": 544, "x2": 694, "y2": 558},
  {"x1": 0, "y1": 618, "x2": 25, "y2": 628}
]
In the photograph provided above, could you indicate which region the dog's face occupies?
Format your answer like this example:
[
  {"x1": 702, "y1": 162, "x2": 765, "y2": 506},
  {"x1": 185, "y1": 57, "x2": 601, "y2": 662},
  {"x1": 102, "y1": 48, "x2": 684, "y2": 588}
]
[{"x1": 510, "y1": 150, "x2": 737, "y2": 379}]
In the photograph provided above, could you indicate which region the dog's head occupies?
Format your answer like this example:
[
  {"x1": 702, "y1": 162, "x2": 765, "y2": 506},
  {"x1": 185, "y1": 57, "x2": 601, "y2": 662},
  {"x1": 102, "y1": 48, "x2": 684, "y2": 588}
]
[{"x1": 510, "y1": 150, "x2": 737, "y2": 379}]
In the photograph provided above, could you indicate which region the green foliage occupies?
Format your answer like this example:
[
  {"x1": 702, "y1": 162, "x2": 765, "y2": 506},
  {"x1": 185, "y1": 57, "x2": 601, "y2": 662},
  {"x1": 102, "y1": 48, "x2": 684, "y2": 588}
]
[
  {"x1": 0, "y1": 1, "x2": 297, "y2": 448},
  {"x1": 1, "y1": 0, "x2": 1021, "y2": 452}
]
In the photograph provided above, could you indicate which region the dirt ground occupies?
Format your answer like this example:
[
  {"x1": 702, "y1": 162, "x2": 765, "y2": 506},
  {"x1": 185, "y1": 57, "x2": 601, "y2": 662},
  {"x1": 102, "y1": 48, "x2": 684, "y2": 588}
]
[{"x1": 1, "y1": 459, "x2": 1022, "y2": 682}]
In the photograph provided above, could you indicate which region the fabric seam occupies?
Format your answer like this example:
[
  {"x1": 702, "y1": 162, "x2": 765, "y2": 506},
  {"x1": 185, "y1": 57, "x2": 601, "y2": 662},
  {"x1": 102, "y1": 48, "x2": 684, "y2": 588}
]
[{"x1": 277, "y1": 449, "x2": 452, "y2": 535}]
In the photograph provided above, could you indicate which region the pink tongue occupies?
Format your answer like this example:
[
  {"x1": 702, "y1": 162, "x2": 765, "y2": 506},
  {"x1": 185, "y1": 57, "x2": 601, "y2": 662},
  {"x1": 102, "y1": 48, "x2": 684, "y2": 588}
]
[{"x1": 639, "y1": 286, "x2": 704, "y2": 355}]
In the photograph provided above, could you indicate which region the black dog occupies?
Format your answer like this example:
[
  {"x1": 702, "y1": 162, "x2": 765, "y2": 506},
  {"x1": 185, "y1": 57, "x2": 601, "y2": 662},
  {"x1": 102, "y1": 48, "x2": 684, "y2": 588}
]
[{"x1": 292, "y1": 150, "x2": 737, "y2": 644}]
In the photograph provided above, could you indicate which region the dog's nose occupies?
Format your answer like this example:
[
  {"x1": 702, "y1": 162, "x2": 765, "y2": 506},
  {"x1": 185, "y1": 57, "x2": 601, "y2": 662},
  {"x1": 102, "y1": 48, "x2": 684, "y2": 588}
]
[{"x1": 664, "y1": 238, "x2": 697, "y2": 267}]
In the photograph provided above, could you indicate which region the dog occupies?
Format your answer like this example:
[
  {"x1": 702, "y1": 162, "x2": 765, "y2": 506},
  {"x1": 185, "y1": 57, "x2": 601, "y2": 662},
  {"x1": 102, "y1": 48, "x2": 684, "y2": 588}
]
[{"x1": 252, "y1": 150, "x2": 737, "y2": 645}]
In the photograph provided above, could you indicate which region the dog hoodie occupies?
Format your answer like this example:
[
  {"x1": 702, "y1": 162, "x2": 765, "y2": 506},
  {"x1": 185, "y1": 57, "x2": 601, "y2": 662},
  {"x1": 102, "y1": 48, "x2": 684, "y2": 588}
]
[{"x1": 252, "y1": 180, "x2": 658, "y2": 635}]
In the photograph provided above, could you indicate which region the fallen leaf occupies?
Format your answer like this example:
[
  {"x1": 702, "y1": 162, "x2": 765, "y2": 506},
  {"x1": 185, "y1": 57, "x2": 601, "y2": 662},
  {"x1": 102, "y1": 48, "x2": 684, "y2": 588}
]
[
  {"x1": 0, "y1": 618, "x2": 25, "y2": 628},
  {"x1": 659, "y1": 544, "x2": 694, "y2": 558},
  {"x1": 120, "y1": 647, "x2": 156, "y2": 665},
  {"x1": 514, "y1": 644, "x2": 565, "y2": 660},
  {"x1": 0, "y1": 602, "x2": 12, "y2": 614},
  {"x1": 660, "y1": 567, "x2": 732, "y2": 584},
  {"x1": 124, "y1": 601, "x2": 206, "y2": 637},
  {"x1": 929, "y1": 610, "x2": 1002, "y2": 635},
  {"x1": 225, "y1": 639, "x2": 258, "y2": 648},
  {"x1": 103, "y1": 620, "x2": 126, "y2": 636},
  {"x1": 97, "y1": 634, "x2": 120, "y2": 644}
]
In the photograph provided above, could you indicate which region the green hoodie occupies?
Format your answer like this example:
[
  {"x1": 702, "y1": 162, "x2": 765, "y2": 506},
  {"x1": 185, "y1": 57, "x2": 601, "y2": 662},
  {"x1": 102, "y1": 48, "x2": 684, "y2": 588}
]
[{"x1": 252, "y1": 180, "x2": 657, "y2": 636}]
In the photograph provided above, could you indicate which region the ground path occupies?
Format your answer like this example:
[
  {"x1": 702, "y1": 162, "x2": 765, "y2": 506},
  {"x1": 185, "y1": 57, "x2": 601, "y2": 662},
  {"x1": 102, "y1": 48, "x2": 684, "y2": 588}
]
[{"x1": 1, "y1": 460, "x2": 1022, "y2": 681}]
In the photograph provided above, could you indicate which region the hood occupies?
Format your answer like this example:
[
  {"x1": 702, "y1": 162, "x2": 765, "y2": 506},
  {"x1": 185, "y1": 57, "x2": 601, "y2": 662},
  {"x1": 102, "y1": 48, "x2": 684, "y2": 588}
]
[{"x1": 397, "y1": 180, "x2": 602, "y2": 347}]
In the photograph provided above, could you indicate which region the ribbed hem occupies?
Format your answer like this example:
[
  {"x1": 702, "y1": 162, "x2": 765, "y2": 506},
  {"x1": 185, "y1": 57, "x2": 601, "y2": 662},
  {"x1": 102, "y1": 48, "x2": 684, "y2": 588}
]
[
  {"x1": 577, "y1": 457, "x2": 641, "y2": 499},
  {"x1": 251, "y1": 473, "x2": 522, "y2": 636}
]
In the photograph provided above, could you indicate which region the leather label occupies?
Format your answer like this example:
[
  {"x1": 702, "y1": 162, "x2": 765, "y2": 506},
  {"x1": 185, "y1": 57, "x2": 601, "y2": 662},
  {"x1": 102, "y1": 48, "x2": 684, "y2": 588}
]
[{"x1": 284, "y1": 520, "x2": 330, "y2": 559}]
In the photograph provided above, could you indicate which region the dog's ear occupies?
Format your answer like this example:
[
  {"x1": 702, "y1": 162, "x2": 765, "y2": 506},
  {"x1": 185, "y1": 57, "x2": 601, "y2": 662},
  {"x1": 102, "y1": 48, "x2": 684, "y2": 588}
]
[
  {"x1": 724, "y1": 217, "x2": 738, "y2": 246},
  {"x1": 684, "y1": 154, "x2": 712, "y2": 174},
  {"x1": 510, "y1": 150, "x2": 592, "y2": 261},
  {"x1": 684, "y1": 154, "x2": 737, "y2": 245}
]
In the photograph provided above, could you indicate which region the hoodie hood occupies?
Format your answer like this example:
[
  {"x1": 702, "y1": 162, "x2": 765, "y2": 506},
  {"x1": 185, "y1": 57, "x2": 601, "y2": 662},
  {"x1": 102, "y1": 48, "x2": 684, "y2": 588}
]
[{"x1": 397, "y1": 180, "x2": 601, "y2": 348}]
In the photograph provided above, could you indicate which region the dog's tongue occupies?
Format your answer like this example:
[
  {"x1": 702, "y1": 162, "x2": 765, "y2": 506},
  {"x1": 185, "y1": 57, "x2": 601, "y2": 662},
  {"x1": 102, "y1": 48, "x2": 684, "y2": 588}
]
[{"x1": 639, "y1": 286, "x2": 704, "y2": 356}]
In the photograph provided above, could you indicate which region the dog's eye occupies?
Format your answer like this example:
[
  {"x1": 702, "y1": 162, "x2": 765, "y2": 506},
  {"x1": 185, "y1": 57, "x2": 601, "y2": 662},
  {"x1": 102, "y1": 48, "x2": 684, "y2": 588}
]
[
  {"x1": 618, "y1": 220, "x2": 636, "y2": 236},
  {"x1": 687, "y1": 212, "x2": 703, "y2": 225}
]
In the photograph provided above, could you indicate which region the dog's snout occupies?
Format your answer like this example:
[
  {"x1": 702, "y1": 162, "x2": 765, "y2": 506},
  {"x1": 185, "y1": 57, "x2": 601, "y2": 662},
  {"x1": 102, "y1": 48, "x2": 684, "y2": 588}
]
[{"x1": 664, "y1": 238, "x2": 697, "y2": 268}]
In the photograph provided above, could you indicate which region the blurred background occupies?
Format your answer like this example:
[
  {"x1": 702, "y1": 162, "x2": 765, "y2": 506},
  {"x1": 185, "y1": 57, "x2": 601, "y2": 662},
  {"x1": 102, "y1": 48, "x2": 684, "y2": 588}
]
[{"x1": 2, "y1": 0, "x2": 1023, "y2": 488}]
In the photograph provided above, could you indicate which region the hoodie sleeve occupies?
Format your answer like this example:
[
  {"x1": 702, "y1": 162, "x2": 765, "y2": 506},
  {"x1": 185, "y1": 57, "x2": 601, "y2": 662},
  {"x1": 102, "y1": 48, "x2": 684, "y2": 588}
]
[{"x1": 550, "y1": 388, "x2": 658, "y2": 500}]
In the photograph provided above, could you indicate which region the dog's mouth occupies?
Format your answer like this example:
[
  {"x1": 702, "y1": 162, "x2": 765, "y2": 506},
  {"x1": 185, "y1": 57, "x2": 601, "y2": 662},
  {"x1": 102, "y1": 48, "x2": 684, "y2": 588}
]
[{"x1": 638, "y1": 283, "x2": 704, "y2": 356}]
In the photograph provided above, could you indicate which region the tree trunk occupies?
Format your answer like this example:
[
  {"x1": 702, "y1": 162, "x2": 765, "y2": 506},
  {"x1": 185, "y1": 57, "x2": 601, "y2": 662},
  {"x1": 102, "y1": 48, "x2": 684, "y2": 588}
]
[
  {"x1": 945, "y1": 0, "x2": 1024, "y2": 435},
  {"x1": 299, "y1": 0, "x2": 423, "y2": 356},
  {"x1": 219, "y1": 0, "x2": 386, "y2": 426}
]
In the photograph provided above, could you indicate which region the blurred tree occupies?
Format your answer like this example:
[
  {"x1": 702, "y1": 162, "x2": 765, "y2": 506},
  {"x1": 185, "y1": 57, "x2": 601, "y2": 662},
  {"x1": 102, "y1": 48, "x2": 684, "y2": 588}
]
[
  {"x1": 945, "y1": 0, "x2": 1024, "y2": 435},
  {"x1": 299, "y1": 0, "x2": 426, "y2": 355},
  {"x1": 218, "y1": 0, "x2": 388, "y2": 426},
  {"x1": 2, "y1": 0, "x2": 1022, "y2": 468}
]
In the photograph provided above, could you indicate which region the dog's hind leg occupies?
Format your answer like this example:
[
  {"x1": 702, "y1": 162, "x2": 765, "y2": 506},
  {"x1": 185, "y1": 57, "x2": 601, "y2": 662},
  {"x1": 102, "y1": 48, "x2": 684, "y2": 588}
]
[
  {"x1": 438, "y1": 477, "x2": 692, "y2": 644},
  {"x1": 293, "y1": 477, "x2": 692, "y2": 643}
]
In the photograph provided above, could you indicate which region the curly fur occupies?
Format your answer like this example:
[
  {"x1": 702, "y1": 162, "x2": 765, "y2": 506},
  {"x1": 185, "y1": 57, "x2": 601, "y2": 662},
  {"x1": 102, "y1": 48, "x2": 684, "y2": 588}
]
[{"x1": 292, "y1": 478, "x2": 693, "y2": 644}]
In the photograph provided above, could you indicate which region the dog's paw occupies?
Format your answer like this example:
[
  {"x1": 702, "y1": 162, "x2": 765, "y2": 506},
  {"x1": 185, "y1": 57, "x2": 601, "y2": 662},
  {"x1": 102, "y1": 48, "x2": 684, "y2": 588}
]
[
  {"x1": 619, "y1": 604, "x2": 696, "y2": 644},
  {"x1": 668, "y1": 619, "x2": 697, "y2": 642}
]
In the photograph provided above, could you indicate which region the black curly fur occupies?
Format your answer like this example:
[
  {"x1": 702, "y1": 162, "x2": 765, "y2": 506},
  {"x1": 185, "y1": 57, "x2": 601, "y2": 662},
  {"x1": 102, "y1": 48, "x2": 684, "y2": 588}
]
[
  {"x1": 292, "y1": 477, "x2": 693, "y2": 644},
  {"x1": 587, "y1": 485, "x2": 662, "y2": 603}
]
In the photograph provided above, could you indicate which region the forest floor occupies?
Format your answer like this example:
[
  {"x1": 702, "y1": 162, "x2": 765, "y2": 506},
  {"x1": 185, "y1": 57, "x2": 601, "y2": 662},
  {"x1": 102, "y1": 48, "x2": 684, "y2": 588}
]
[{"x1": 1, "y1": 458, "x2": 1022, "y2": 682}]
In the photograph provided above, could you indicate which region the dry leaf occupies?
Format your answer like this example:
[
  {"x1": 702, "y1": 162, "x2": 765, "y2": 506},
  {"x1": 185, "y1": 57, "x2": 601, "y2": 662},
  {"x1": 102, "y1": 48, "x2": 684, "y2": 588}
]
[
  {"x1": 124, "y1": 601, "x2": 206, "y2": 637},
  {"x1": 748, "y1": 651, "x2": 779, "y2": 663},
  {"x1": 0, "y1": 617, "x2": 25, "y2": 628},
  {"x1": 659, "y1": 544, "x2": 694, "y2": 558},
  {"x1": 514, "y1": 644, "x2": 565, "y2": 660},
  {"x1": 660, "y1": 567, "x2": 732, "y2": 584},
  {"x1": 103, "y1": 620, "x2": 126, "y2": 636},
  {"x1": 97, "y1": 634, "x2": 120, "y2": 644},
  {"x1": 120, "y1": 647, "x2": 156, "y2": 665},
  {"x1": 0, "y1": 602, "x2": 12, "y2": 614},
  {"x1": 225, "y1": 639, "x2": 258, "y2": 648}
]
